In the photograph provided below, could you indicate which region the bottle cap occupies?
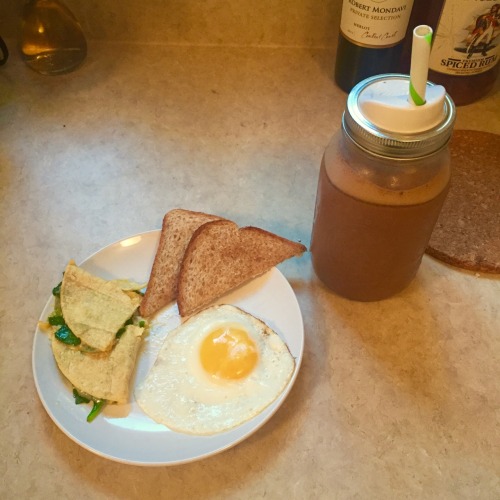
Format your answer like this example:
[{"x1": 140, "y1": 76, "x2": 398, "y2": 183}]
[{"x1": 343, "y1": 74, "x2": 456, "y2": 158}]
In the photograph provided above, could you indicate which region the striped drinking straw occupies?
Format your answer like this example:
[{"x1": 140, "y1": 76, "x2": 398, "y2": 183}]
[{"x1": 409, "y1": 25, "x2": 433, "y2": 106}]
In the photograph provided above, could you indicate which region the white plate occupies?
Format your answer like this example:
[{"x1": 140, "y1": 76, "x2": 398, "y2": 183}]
[{"x1": 32, "y1": 231, "x2": 304, "y2": 466}]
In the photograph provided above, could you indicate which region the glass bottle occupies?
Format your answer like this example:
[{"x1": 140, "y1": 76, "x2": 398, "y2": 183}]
[
  {"x1": 0, "y1": 36, "x2": 8, "y2": 66},
  {"x1": 20, "y1": 0, "x2": 87, "y2": 75},
  {"x1": 427, "y1": 0, "x2": 499, "y2": 105},
  {"x1": 398, "y1": 0, "x2": 445, "y2": 74},
  {"x1": 311, "y1": 74, "x2": 456, "y2": 301},
  {"x1": 334, "y1": 0, "x2": 415, "y2": 93}
]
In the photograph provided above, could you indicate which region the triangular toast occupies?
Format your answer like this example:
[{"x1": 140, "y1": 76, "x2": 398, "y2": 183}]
[
  {"x1": 140, "y1": 209, "x2": 223, "y2": 317},
  {"x1": 177, "y1": 219, "x2": 306, "y2": 316}
]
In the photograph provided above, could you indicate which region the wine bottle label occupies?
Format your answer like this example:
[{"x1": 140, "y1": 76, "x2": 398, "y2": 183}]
[
  {"x1": 429, "y1": 0, "x2": 500, "y2": 75},
  {"x1": 340, "y1": 0, "x2": 414, "y2": 48}
]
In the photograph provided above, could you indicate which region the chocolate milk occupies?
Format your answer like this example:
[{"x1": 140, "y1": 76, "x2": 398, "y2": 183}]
[{"x1": 311, "y1": 152, "x2": 449, "y2": 301}]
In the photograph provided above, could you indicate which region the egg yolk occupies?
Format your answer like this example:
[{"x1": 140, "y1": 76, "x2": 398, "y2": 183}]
[{"x1": 200, "y1": 326, "x2": 258, "y2": 380}]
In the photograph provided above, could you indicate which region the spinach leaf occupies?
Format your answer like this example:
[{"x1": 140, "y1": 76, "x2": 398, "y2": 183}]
[
  {"x1": 116, "y1": 316, "x2": 134, "y2": 338},
  {"x1": 52, "y1": 282, "x2": 62, "y2": 297},
  {"x1": 73, "y1": 388, "x2": 90, "y2": 405},
  {"x1": 48, "y1": 312, "x2": 65, "y2": 326},
  {"x1": 73, "y1": 389, "x2": 106, "y2": 423},
  {"x1": 115, "y1": 326, "x2": 126, "y2": 339},
  {"x1": 55, "y1": 325, "x2": 81, "y2": 346},
  {"x1": 87, "y1": 400, "x2": 105, "y2": 423}
]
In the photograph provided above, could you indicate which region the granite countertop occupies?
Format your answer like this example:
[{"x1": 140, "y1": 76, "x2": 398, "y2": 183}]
[{"x1": 1, "y1": 40, "x2": 499, "y2": 499}]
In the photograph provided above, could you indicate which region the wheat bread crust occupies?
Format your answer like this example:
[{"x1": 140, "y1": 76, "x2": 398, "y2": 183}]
[{"x1": 177, "y1": 219, "x2": 306, "y2": 316}]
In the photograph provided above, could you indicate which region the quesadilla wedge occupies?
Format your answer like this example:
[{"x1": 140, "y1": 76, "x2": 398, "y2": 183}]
[
  {"x1": 60, "y1": 261, "x2": 142, "y2": 352},
  {"x1": 50, "y1": 324, "x2": 144, "y2": 404},
  {"x1": 39, "y1": 261, "x2": 147, "y2": 421}
]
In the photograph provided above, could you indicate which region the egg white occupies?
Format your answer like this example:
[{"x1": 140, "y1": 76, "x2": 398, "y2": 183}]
[{"x1": 135, "y1": 304, "x2": 295, "y2": 435}]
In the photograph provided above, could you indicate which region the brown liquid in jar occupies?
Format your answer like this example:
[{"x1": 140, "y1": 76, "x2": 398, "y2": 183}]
[{"x1": 311, "y1": 151, "x2": 450, "y2": 301}]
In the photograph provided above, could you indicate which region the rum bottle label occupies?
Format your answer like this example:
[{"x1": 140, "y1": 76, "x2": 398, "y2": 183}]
[{"x1": 429, "y1": 0, "x2": 500, "y2": 75}]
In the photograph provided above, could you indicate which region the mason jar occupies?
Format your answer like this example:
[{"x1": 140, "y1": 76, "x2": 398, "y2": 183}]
[{"x1": 310, "y1": 74, "x2": 456, "y2": 301}]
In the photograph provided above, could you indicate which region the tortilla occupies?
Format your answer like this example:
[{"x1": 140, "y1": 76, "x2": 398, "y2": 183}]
[
  {"x1": 109, "y1": 279, "x2": 147, "y2": 291},
  {"x1": 50, "y1": 324, "x2": 144, "y2": 403},
  {"x1": 60, "y1": 262, "x2": 142, "y2": 351},
  {"x1": 426, "y1": 130, "x2": 500, "y2": 274}
]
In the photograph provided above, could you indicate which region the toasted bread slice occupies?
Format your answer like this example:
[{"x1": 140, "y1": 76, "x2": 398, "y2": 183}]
[
  {"x1": 177, "y1": 220, "x2": 306, "y2": 316},
  {"x1": 140, "y1": 209, "x2": 223, "y2": 317}
]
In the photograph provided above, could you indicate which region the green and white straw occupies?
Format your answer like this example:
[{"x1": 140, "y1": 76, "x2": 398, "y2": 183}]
[{"x1": 409, "y1": 25, "x2": 433, "y2": 106}]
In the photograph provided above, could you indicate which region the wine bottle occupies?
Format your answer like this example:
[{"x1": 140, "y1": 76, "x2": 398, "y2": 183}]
[
  {"x1": 427, "y1": 0, "x2": 500, "y2": 106},
  {"x1": 334, "y1": 0, "x2": 415, "y2": 93}
]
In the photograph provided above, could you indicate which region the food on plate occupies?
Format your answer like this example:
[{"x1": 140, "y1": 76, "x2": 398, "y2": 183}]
[
  {"x1": 38, "y1": 209, "x2": 304, "y2": 426},
  {"x1": 139, "y1": 209, "x2": 223, "y2": 318},
  {"x1": 39, "y1": 261, "x2": 146, "y2": 421},
  {"x1": 140, "y1": 209, "x2": 307, "y2": 318},
  {"x1": 60, "y1": 261, "x2": 142, "y2": 351},
  {"x1": 135, "y1": 304, "x2": 295, "y2": 435},
  {"x1": 177, "y1": 220, "x2": 306, "y2": 316},
  {"x1": 49, "y1": 324, "x2": 143, "y2": 404}
]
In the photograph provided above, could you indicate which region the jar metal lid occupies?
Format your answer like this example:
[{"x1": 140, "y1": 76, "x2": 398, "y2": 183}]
[{"x1": 343, "y1": 74, "x2": 456, "y2": 159}]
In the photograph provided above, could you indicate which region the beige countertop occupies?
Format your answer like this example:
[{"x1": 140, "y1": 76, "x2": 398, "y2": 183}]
[{"x1": 1, "y1": 39, "x2": 499, "y2": 499}]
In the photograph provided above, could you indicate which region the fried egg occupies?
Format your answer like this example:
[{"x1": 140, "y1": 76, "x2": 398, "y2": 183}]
[{"x1": 135, "y1": 304, "x2": 295, "y2": 435}]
